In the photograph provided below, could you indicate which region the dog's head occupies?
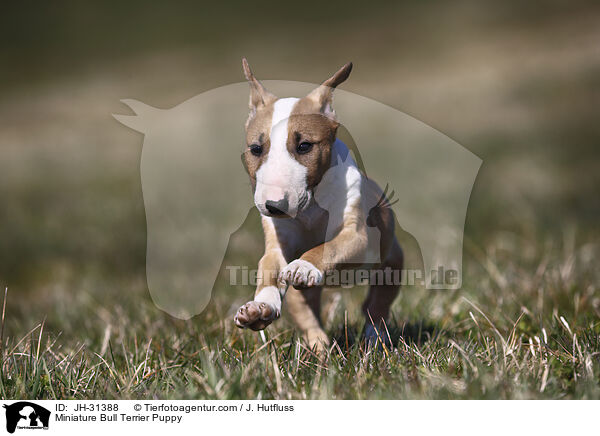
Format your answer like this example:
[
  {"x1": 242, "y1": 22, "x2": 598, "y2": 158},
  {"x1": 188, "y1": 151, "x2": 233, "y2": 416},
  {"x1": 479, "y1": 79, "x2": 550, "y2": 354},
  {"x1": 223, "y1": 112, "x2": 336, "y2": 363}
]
[{"x1": 241, "y1": 58, "x2": 352, "y2": 218}]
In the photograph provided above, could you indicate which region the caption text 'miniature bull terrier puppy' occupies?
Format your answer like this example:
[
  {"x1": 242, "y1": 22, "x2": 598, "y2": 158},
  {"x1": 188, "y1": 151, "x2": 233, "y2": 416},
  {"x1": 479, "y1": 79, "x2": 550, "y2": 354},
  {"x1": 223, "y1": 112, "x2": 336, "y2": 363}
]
[{"x1": 234, "y1": 59, "x2": 403, "y2": 352}]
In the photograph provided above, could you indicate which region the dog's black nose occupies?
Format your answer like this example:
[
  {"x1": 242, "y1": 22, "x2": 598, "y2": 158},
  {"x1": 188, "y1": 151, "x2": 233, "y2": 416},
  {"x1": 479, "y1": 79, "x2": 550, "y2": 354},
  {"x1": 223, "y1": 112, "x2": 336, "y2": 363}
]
[{"x1": 265, "y1": 199, "x2": 288, "y2": 215}]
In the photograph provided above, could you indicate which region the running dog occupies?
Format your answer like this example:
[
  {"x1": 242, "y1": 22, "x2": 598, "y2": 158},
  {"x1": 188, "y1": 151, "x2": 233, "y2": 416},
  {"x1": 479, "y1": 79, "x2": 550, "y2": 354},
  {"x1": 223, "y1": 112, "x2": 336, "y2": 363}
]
[{"x1": 234, "y1": 59, "x2": 403, "y2": 352}]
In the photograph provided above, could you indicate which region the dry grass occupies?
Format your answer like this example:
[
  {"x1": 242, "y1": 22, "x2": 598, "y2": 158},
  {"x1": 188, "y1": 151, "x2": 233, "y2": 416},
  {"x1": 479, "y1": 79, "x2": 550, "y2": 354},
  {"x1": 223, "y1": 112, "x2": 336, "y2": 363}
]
[{"x1": 1, "y1": 229, "x2": 598, "y2": 399}]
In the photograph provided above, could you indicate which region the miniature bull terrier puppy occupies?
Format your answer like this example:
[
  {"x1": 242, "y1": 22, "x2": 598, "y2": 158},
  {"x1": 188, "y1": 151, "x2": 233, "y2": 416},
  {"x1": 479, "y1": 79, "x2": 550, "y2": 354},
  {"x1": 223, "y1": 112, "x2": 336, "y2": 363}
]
[{"x1": 234, "y1": 59, "x2": 403, "y2": 352}]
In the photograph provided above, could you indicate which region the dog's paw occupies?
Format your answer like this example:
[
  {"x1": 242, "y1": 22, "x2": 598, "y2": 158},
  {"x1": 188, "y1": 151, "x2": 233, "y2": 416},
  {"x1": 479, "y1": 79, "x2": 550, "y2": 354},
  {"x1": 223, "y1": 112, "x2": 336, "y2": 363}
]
[
  {"x1": 234, "y1": 301, "x2": 280, "y2": 331},
  {"x1": 279, "y1": 259, "x2": 324, "y2": 288},
  {"x1": 306, "y1": 329, "x2": 331, "y2": 355},
  {"x1": 364, "y1": 323, "x2": 392, "y2": 349}
]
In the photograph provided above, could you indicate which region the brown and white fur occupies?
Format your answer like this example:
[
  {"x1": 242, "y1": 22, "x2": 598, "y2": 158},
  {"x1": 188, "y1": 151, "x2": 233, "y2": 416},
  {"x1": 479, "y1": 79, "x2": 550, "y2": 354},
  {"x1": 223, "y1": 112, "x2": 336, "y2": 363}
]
[{"x1": 234, "y1": 59, "x2": 403, "y2": 352}]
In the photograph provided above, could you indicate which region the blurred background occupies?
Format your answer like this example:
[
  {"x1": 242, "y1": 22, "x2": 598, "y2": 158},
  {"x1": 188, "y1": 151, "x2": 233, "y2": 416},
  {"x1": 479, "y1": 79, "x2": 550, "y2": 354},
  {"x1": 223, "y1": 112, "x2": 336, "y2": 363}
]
[{"x1": 0, "y1": 0, "x2": 598, "y2": 398}]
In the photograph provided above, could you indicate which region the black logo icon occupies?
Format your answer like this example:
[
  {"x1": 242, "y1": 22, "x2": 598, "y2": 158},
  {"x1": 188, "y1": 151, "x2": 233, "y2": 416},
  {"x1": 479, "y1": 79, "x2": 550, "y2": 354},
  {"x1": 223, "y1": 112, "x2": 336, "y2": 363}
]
[{"x1": 3, "y1": 402, "x2": 50, "y2": 433}]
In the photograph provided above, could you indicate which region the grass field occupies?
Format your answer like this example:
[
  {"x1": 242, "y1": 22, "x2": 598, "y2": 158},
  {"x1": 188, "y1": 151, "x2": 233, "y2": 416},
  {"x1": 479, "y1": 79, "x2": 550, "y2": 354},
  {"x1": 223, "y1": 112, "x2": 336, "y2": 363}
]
[
  {"x1": 1, "y1": 230, "x2": 599, "y2": 399},
  {"x1": 0, "y1": 1, "x2": 599, "y2": 399}
]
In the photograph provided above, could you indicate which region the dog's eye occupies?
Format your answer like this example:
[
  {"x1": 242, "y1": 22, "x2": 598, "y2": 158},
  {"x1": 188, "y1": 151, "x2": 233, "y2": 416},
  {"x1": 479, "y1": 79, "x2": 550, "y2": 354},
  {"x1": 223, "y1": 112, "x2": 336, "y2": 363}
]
[
  {"x1": 249, "y1": 144, "x2": 263, "y2": 156},
  {"x1": 296, "y1": 142, "x2": 313, "y2": 154}
]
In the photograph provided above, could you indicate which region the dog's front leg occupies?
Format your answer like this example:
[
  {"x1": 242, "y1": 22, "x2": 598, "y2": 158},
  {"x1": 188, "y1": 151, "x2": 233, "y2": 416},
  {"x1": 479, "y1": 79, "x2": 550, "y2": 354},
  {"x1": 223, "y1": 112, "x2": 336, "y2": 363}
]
[
  {"x1": 234, "y1": 250, "x2": 288, "y2": 331},
  {"x1": 280, "y1": 225, "x2": 368, "y2": 288}
]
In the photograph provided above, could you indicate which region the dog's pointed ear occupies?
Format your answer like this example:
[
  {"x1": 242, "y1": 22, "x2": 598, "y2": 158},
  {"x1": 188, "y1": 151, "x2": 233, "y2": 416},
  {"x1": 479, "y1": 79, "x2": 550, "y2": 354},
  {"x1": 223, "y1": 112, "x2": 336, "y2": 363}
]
[
  {"x1": 306, "y1": 62, "x2": 352, "y2": 118},
  {"x1": 242, "y1": 58, "x2": 276, "y2": 112}
]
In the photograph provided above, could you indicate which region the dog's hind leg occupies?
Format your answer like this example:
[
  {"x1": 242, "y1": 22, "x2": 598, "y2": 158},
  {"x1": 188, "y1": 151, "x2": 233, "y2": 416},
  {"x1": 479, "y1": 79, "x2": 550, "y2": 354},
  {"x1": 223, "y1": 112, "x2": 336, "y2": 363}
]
[
  {"x1": 286, "y1": 285, "x2": 329, "y2": 353},
  {"x1": 362, "y1": 238, "x2": 403, "y2": 346}
]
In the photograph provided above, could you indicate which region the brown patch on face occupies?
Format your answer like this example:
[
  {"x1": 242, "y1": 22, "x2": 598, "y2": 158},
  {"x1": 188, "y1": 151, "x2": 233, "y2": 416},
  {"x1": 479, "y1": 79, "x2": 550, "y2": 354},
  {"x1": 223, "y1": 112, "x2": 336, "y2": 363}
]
[
  {"x1": 241, "y1": 58, "x2": 278, "y2": 190},
  {"x1": 242, "y1": 101, "x2": 275, "y2": 189},
  {"x1": 286, "y1": 97, "x2": 339, "y2": 188}
]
